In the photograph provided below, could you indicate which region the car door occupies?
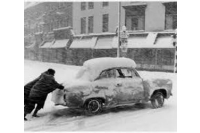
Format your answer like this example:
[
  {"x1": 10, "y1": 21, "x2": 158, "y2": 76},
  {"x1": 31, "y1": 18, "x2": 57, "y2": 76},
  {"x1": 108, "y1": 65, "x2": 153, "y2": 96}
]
[
  {"x1": 114, "y1": 68, "x2": 145, "y2": 104},
  {"x1": 92, "y1": 68, "x2": 120, "y2": 107}
]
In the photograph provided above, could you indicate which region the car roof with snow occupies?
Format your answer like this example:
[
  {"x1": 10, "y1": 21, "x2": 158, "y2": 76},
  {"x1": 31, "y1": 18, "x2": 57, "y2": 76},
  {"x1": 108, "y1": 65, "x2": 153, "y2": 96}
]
[
  {"x1": 76, "y1": 57, "x2": 136, "y2": 81},
  {"x1": 84, "y1": 57, "x2": 136, "y2": 70}
]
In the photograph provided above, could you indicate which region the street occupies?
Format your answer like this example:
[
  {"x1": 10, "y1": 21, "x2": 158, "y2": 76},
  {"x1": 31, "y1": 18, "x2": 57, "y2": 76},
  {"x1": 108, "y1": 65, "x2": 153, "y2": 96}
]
[{"x1": 24, "y1": 60, "x2": 177, "y2": 131}]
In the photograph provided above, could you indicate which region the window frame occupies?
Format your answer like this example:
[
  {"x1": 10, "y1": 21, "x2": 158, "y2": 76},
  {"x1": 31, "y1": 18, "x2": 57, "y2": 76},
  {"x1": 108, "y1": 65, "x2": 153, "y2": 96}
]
[
  {"x1": 164, "y1": 2, "x2": 177, "y2": 30},
  {"x1": 165, "y1": 14, "x2": 177, "y2": 30},
  {"x1": 102, "y1": 14, "x2": 109, "y2": 32},
  {"x1": 81, "y1": 17, "x2": 86, "y2": 34},
  {"x1": 81, "y1": 2, "x2": 86, "y2": 11},
  {"x1": 131, "y1": 17, "x2": 139, "y2": 30},
  {"x1": 125, "y1": 6, "x2": 146, "y2": 31},
  {"x1": 102, "y1": 2, "x2": 109, "y2": 7},
  {"x1": 88, "y1": 2, "x2": 94, "y2": 9},
  {"x1": 88, "y1": 16, "x2": 94, "y2": 33}
]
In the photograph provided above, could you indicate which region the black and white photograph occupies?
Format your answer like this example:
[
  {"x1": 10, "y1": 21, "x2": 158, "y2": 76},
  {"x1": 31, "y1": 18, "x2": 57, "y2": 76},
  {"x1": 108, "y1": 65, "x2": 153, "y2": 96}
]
[{"x1": 23, "y1": 0, "x2": 177, "y2": 131}]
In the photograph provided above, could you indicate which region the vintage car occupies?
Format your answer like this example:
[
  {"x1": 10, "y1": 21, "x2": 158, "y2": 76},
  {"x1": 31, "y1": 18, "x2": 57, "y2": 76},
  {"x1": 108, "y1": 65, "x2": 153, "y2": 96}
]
[{"x1": 52, "y1": 57, "x2": 173, "y2": 115}]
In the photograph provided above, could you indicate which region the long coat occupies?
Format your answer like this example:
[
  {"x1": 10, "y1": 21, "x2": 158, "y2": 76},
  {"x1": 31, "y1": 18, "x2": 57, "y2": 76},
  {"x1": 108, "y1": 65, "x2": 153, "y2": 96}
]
[
  {"x1": 29, "y1": 72, "x2": 63, "y2": 108},
  {"x1": 24, "y1": 74, "x2": 43, "y2": 105}
]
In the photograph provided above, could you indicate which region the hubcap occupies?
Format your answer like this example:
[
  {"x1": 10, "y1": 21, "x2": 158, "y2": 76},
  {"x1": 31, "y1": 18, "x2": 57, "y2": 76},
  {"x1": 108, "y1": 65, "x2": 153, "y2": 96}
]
[
  {"x1": 155, "y1": 94, "x2": 164, "y2": 107},
  {"x1": 88, "y1": 100, "x2": 100, "y2": 113},
  {"x1": 158, "y1": 95, "x2": 164, "y2": 106},
  {"x1": 152, "y1": 93, "x2": 164, "y2": 108},
  {"x1": 155, "y1": 99, "x2": 159, "y2": 107}
]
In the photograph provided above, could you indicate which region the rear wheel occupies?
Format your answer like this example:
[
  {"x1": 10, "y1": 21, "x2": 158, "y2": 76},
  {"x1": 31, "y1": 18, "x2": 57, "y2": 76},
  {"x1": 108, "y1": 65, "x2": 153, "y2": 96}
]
[
  {"x1": 151, "y1": 92, "x2": 164, "y2": 109},
  {"x1": 85, "y1": 99, "x2": 102, "y2": 115}
]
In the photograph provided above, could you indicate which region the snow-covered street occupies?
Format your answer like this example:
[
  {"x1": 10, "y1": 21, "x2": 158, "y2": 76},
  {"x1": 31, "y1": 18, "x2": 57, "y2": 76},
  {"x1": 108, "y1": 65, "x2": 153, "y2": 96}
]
[{"x1": 24, "y1": 60, "x2": 177, "y2": 131}]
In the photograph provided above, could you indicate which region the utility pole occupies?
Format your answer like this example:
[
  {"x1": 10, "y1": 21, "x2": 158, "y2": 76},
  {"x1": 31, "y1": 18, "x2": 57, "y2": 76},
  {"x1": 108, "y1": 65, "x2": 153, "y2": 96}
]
[
  {"x1": 172, "y1": 32, "x2": 177, "y2": 73},
  {"x1": 173, "y1": 33, "x2": 177, "y2": 73},
  {"x1": 117, "y1": 2, "x2": 121, "y2": 57}
]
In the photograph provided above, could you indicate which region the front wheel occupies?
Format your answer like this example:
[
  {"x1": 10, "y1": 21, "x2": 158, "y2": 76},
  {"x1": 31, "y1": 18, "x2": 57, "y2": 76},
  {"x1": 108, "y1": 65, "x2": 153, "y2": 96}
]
[
  {"x1": 151, "y1": 92, "x2": 164, "y2": 109},
  {"x1": 85, "y1": 99, "x2": 102, "y2": 115}
]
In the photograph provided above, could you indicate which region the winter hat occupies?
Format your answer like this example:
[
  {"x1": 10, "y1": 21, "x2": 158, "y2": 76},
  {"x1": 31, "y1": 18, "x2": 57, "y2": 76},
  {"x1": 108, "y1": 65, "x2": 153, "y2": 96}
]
[{"x1": 47, "y1": 68, "x2": 55, "y2": 76}]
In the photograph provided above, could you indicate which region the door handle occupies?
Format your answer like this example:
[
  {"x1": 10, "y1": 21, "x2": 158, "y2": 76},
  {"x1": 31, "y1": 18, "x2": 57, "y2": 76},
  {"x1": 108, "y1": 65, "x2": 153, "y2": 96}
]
[{"x1": 116, "y1": 83, "x2": 122, "y2": 87}]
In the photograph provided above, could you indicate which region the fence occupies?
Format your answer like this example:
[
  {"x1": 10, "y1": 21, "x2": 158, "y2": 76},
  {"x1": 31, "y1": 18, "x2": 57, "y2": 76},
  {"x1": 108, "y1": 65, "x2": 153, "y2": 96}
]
[{"x1": 24, "y1": 47, "x2": 175, "y2": 72}]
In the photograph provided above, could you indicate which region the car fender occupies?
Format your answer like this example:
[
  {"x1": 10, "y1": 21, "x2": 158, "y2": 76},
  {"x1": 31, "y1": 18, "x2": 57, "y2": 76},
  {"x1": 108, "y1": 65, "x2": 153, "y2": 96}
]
[
  {"x1": 82, "y1": 86, "x2": 106, "y2": 104},
  {"x1": 143, "y1": 79, "x2": 173, "y2": 99},
  {"x1": 63, "y1": 84, "x2": 94, "y2": 107}
]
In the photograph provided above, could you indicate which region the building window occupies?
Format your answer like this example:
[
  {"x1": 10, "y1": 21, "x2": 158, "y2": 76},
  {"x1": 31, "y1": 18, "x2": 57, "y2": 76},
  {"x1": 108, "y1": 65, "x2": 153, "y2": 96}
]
[
  {"x1": 81, "y1": 2, "x2": 86, "y2": 10},
  {"x1": 124, "y1": 5, "x2": 146, "y2": 31},
  {"x1": 88, "y1": 2, "x2": 94, "y2": 9},
  {"x1": 102, "y1": 2, "x2": 109, "y2": 7},
  {"x1": 102, "y1": 14, "x2": 109, "y2": 32},
  {"x1": 166, "y1": 14, "x2": 177, "y2": 30},
  {"x1": 131, "y1": 17, "x2": 138, "y2": 30},
  {"x1": 164, "y1": 2, "x2": 177, "y2": 30},
  {"x1": 129, "y1": 16, "x2": 145, "y2": 30},
  {"x1": 81, "y1": 17, "x2": 86, "y2": 34},
  {"x1": 88, "y1": 16, "x2": 94, "y2": 33}
]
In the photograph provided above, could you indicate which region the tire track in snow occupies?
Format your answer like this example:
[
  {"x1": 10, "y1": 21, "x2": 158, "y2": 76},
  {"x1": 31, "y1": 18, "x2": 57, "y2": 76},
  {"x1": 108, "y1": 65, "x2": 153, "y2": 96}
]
[{"x1": 26, "y1": 103, "x2": 155, "y2": 131}]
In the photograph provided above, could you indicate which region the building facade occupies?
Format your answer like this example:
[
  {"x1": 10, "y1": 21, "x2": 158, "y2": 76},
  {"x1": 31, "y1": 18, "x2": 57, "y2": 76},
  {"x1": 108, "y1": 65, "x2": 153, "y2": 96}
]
[
  {"x1": 24, "y1": 1, "x2": 177, "y2": 72},
  {"x1": 24, "y1": 1, "x2": 177, "y2": 39},
  {"x1": 72, "y1": 1, "x2": 177, "y2": 35}
]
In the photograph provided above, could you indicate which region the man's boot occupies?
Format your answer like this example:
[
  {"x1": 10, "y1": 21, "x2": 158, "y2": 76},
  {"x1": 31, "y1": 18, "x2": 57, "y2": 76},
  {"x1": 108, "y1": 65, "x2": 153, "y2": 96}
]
[
  {"x1": 32, "y1": 109, "x2": 40, "y2": 117},
  {"x1": 24, "y1": 113, "x2": 27, "y2": 121}
]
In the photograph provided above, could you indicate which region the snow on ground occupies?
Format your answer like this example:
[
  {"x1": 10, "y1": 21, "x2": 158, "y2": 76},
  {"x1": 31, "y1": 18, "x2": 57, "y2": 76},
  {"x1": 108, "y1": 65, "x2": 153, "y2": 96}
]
[{"x1": 24, "y1": 60, "x2": 177, "y2": 131}]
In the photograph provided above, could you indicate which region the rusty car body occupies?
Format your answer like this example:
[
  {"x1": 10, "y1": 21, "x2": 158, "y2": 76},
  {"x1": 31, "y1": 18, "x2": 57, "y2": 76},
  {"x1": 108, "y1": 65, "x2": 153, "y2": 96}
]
[{"x1": 52, "y1": 57, "x2": 173, "y2": 114}]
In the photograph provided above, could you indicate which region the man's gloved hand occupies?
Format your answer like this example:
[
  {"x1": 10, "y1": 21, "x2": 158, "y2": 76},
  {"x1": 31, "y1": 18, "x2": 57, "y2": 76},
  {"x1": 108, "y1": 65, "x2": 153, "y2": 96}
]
[{"x1": 59, "y1": 85, "x2": 64, "y2": 90}]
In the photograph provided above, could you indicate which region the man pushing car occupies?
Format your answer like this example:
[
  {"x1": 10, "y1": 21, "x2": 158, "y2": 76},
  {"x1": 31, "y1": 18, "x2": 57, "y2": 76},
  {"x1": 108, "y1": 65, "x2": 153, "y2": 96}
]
[{"x1": 24, "y1": 68, "x2": 64, "y2": 121}]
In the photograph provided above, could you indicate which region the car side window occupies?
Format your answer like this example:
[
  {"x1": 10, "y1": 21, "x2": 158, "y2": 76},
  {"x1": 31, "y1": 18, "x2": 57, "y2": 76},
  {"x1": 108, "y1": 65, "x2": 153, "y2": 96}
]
[
  {"x1": 115, "y1": 69, "x2": 124, "y2": 78},
  {"x1": 98, "y1": 69, "x2": 116, "y2": 80},
  {"x1": 116, "y1": 68, "x2": 138, "y2": 78},
  {"x1": 130, "y1": 69, "x2": 136, "y2": 77},
  {"x1": 99, "y1": 71, "x2": 107, "y2": 79}
]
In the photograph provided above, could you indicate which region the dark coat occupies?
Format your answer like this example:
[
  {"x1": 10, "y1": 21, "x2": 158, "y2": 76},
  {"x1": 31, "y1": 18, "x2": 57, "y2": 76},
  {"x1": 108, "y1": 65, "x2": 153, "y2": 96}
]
[
  {"x1": 24, "y1": 74, "x2": 43, "y2": 105},
  {"x1": 29, "y1": 72, "x2": 63, "y2": 108}
]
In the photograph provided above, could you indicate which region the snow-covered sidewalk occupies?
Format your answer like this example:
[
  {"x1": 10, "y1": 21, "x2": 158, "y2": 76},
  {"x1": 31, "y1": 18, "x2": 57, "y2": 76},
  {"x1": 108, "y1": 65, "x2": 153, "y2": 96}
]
[{"x1": 24, "y1": 60, "x2": 177, "y2": 131}]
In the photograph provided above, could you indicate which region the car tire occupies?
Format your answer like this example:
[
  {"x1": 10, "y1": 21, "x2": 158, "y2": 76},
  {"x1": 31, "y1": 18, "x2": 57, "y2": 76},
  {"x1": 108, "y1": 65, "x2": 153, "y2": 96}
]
[
  {"x1": 85, "y1": 99, "x2": 102, "y2": 115},
  {"x1": 151, "y1": 92, "x2": 164, "y2": 109}
]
